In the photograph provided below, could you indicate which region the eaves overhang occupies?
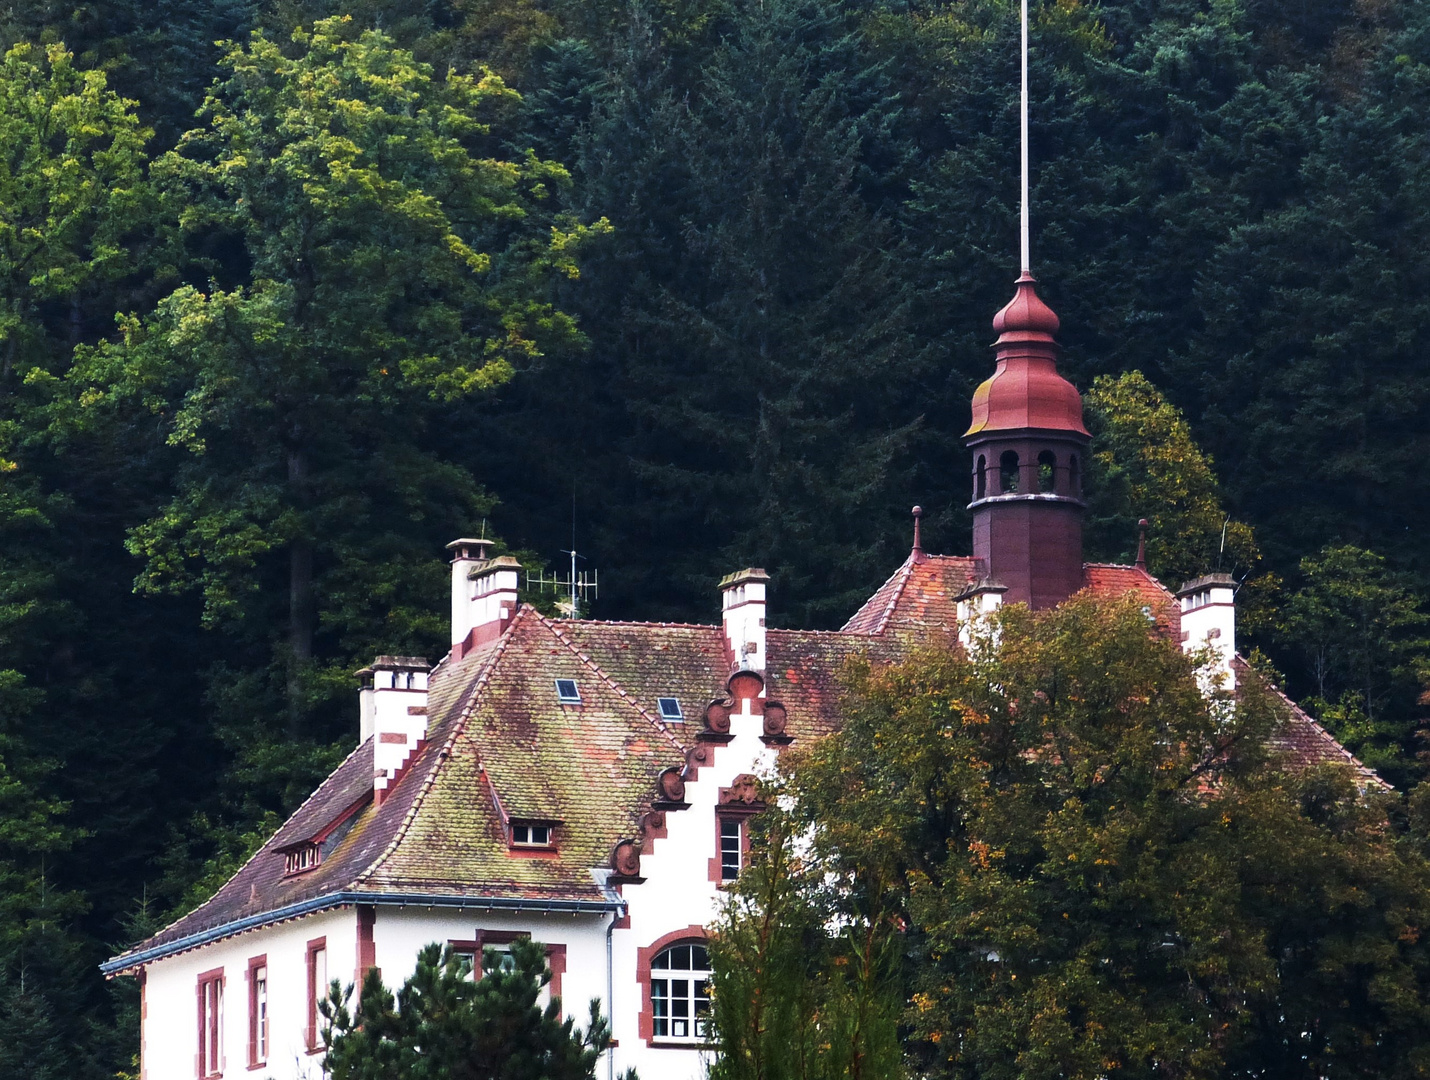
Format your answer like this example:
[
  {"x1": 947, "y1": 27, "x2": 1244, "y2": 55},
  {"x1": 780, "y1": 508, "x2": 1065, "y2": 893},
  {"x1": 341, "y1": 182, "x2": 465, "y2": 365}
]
[{"x1": 100, "y1": 890, "x2": 626, "y2": 977}]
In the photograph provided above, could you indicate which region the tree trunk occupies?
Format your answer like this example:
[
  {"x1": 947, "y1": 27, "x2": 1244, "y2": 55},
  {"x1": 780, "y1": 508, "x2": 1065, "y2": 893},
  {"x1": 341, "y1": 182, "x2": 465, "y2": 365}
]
[{"x1": 287, "y1": 448, "x2": 314, "y2": 732}]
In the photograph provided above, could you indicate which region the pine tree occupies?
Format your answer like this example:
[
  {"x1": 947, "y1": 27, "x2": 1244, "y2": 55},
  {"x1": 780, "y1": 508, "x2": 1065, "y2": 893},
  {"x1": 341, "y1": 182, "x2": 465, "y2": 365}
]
[{"x1": 322, "y1": 938, "x2": 635, "y2": 1080}]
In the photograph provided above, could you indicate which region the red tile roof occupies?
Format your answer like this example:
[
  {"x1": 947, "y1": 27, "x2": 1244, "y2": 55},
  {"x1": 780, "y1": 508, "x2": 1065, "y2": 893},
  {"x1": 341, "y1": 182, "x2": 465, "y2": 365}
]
[
  {"x1": 106, "y1": 554, "x2": 1380, "y2": 972},
  {"x1": 1081, "y1": 563, "x2": 1182, "y2": 637}
]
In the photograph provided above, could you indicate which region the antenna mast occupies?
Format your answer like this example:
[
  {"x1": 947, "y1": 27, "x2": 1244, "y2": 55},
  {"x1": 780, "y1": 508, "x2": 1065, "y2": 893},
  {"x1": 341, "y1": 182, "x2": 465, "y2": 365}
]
[{"x1": 1020, "y1": 0, "x2": 1031, "y2": 275}]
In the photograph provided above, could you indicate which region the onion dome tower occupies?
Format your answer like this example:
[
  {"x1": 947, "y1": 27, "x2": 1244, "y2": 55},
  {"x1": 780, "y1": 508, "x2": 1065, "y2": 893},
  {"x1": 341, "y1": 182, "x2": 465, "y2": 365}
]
[
  {"x1": 962, "y1": 0, "x2": 1091, "y2": 610},
  {"x1": 964, "y1": 275, "x2": 1090, "y2": 609}
]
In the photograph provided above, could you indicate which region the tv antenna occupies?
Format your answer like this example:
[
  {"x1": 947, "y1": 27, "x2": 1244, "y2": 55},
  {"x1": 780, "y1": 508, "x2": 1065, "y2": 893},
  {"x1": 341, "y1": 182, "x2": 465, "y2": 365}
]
[{"x1": 524, "y1": 492, "x2": 599, "y2": 618}]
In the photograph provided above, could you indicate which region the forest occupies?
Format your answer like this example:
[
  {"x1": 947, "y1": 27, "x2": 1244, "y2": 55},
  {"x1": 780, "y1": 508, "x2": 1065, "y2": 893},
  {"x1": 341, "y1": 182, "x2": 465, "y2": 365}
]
[{"x1": 0, "y1": 0, "x2": 1428, "y2": 1071}]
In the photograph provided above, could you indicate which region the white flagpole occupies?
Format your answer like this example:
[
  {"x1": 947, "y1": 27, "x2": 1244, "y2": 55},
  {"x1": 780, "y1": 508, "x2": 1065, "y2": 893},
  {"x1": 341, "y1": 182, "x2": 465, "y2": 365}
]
[{"x1": 1020, "y1": 0, "x2": 1031, "y2": 276}]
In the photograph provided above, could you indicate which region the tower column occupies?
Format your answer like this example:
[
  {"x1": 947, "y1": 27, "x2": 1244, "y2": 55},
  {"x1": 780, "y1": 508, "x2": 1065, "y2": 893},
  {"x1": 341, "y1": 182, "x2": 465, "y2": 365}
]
[{"x1": 964, "y1": 274, "x2": 1090, "y2": 609}]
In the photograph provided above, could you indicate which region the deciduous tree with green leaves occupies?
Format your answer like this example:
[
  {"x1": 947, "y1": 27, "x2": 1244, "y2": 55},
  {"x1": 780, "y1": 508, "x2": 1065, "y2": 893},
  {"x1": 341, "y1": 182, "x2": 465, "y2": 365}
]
[
  {"x1": 1083, "y1": 370, "x2": 1258, "y2": 586},
  {"x1": 57, "y1": 17, "x2": 608, "y2": 758},
  {"x1": 708, "y1": 796, "x2": 904, "y2": 1080},
  {"x1": 737, "y1": 594, "x2": 1430, "y2": 1080},
  {"x1": 1280, "y1": 544, "x2": 1429, "y2": 785},
  {"x1": 0, "y1": 41, "x2": 151, "y2": 384}
]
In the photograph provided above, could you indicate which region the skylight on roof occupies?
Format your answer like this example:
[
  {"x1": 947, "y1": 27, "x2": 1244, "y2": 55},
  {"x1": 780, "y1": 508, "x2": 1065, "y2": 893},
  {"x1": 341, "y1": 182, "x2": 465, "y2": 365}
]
[
  {"x1": 554, "y1": 678, "x2": 581, "y2": 704},
  {"x1": 657, "y1": 697, "x2": 684, "y2": 721}
]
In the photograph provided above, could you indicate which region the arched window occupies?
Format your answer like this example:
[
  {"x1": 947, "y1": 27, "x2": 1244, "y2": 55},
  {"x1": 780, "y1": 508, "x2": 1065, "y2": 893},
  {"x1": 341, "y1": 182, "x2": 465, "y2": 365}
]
[
  {"x1": 975, "y1": 455, "x2": 987, "y2": 499},
  {"x1": 1069, "y1": 454, "x2": 1080, "y2": 496},
  {"x1": 1000, "y1": 451, "x2": 1019, "y2": 494},
  {"x1": 1037, "y1": 450, "x2": 1056, "y2": 493},
  {"x1": 650, "y1": 942, "x2": 710, "y2": 1041}
]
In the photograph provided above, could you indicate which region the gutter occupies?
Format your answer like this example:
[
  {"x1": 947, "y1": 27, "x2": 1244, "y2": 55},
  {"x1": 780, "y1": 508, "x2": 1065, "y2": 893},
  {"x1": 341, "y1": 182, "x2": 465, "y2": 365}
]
[{"x1": 101, "y1": 891, "x2": 624, "y2": 976}]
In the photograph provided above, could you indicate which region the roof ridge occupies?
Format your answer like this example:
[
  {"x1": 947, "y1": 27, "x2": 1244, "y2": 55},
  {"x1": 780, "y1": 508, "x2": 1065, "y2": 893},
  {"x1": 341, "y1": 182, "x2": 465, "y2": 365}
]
[
  {"x1": 535, "y1": 610, "x2": 688, "y2": 754},
  {"x1": 354, "y1": 605, "x2": 534, "y2": 887},
  {"x1": 550, "y1": 618, "x2": 719, "y2": 631},
  {"x1": 131, "y1": 736, "x2": 375, "y2": 952},
  {"x1": 768, "y1": 626, "x2": 874, "y2": 638},
  {"x1": 864, "y1": 554, "x2": 917, "y2": 635}
]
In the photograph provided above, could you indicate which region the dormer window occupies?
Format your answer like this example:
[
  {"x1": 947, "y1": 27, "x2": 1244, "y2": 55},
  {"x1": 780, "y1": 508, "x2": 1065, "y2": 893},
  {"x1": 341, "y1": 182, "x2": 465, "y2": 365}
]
[
  {"x1": 657, "y1": 697, "x2": 684, "y2": 722},
  {"x1": 510, "y1": 822, "x2": 554, "y2": 848},
  {"x1": 554, "y1": 679, "x2": 581, "y2": 704},
  {"x1": 284, "y1": 842, "x2": 321, "y2": 875}
]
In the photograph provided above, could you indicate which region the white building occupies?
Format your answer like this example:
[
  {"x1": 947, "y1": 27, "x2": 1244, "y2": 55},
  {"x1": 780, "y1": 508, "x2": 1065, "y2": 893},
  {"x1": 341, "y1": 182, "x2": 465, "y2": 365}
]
[{"x1": 103, "y1": 278, "x2": 1378, "y2": 1080}]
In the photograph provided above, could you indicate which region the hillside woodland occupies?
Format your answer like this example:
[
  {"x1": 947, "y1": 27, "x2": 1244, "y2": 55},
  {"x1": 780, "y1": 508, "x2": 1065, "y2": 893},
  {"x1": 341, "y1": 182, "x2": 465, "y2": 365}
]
[{"x1": 0, "y1": 0, "x2": 1429, "y2": 1071}]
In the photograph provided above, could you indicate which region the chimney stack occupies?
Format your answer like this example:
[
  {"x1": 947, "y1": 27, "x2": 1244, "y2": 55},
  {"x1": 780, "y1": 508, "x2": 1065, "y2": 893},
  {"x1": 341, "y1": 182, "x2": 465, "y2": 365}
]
[
  {"x1": 448, "y1": 538, "x2": 521, "y2": 659},
  {"x1": 358, "y1": 656, "x2": 429, "y2": 803},
  {"x1": 720, "y1": 568, "x2": 769, "y2": 675},
  {"x1": 1176, "y1": 573, "x2": 1236, "y2": 691}
]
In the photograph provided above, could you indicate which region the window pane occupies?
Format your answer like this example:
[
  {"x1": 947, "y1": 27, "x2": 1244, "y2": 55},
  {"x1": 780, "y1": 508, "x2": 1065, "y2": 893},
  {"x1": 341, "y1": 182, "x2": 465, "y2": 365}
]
[
  {"x1": 720, "y1": 819, "x2": 742, "y2": 880},
  {"x1": 692, "y1": 945, "x2": 710, "y2": 970},
  {"x1": 256, "y1": 968, "x2": 267, "y2": 1060},
  {"x1": 695, "y1": 978, "x2": 711, "y2": 1037},
  {"x1": 314, "y1": 948, "x2": 326, "y2": 1001},
  {"x1": 652, "y1": 977, "x2": 669, "y2": 1036}
]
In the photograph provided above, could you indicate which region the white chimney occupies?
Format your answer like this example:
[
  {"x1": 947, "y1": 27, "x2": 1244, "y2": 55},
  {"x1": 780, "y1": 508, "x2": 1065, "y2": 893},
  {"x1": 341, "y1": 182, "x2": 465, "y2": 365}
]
[
  {"x1": 956, "y1": 580, "x2": 1007, "y2": 651},
  {"x1": 1176, "y1": 573, "x2": 1236, "y2": 691},
  {"x1": 447, "y1": 539, "x2": 521, "y2": 658},
  {"x1": 720, "y1": 568, "x2": 769, "y2": 675},
  {"x1": 358, "y1": 656, "x2": 429, "y2": 803}
]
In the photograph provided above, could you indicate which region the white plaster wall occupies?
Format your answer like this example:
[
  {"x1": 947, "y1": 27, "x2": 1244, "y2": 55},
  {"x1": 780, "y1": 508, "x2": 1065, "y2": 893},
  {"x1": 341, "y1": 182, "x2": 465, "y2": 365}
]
[
  {"x1": 368, "y1": 906, "x2": 611, "y2": 1023},
  {"x1": 142, "y1": 908, "x2": 356, "y2": 1080},
  {"x1": 613, "y1": 706, "x2": 775, "y2": 1080},
  {"x1": 142, "y1": 906, "x2": 621, "y2": 1080}
]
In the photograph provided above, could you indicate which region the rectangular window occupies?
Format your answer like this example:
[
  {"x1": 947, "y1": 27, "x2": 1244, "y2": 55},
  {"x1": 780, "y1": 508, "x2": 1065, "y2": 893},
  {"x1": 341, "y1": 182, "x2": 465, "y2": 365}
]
[
  {"x1": 511, "y1": 823, "x2": 553, "y2": 847},
  {"x1": 554, "y1": 679, "x2": 581, "y2": 704},
  {"x1": 657, "y1": 697, "x2": 684, "y2": 721},
  {"x1": 719, "y1": 818, "x2": 743, "y2": 881},
  {"x1": 247, "y1": 957, "x2": 267, "y2": 1067},
  {"x1": 284, "y1": 842, "x2": 321, "y2": 875},
  {"x1": 306, "y1": 939, "x2": 327, "y2": 1052},
  {"x1": 197, "y1": 968, "x2": 224, "y2": 1078}
]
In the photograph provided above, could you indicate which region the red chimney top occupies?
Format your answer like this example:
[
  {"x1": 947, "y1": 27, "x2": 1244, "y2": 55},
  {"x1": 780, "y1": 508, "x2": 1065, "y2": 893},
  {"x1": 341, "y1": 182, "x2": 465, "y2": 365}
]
[{"x1": 966, "y1": 274, "x2": 1089, "y2": 438}]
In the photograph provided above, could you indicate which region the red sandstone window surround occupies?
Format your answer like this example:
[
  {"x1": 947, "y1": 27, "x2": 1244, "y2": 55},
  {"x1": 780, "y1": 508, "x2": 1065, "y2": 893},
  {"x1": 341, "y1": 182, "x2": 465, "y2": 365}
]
[
  {"x1": 195, "y1": 967, "x2": 224, "y2": 1079},
  {"x1": 305, "y1": 938, "x2": 327, "y2": 1053},
  {"x1": 245, "y1": 955, "x2": 267, "y2": 1069},
  {"x1": 636, "y1": 926, "x2": 710, "y2": 1048},
  {"x1": 449, "y1": 930, "x2": 566, "y2": 1002}
]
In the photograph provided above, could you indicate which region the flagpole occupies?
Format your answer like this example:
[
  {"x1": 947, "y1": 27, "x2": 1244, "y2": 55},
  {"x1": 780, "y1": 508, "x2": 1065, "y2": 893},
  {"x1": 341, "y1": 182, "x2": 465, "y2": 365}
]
[{"x1": 1020, "y1": 0, "x2": 1030, "y2": 276}]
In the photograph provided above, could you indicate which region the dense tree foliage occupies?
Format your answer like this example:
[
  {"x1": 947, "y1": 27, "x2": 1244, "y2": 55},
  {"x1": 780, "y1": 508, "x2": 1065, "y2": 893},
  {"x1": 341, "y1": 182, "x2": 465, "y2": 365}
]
[
  {"x1": 0, "y1": 0, "x2": 1428, "y2": 1072},
  {"x1": 712, "y1": 596, "x2": 1430, "y2": 1080},
  {"x1": 321, "y1": 939, "x2": 634, "y2": 1080}
]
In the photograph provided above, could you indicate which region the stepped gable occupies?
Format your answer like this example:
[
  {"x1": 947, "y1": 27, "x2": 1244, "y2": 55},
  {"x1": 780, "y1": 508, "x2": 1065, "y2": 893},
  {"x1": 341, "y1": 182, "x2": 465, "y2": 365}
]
[
  {"x1": 107, "y1": 554, "x2": 1385, "y2": 974},
  {"x1": 361, "y1": 613, "x2": 700, "y2": 900},
  {"x1": 841, "y1": 554, "x2": 980, "y2": 636}
]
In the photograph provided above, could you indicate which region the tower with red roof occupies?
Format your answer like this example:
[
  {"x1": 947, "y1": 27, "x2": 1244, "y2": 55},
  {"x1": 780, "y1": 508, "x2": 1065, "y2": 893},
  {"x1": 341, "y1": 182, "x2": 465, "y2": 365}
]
[{"x1": 965, "y1": 271, "x2": 1090, "y2": 608}]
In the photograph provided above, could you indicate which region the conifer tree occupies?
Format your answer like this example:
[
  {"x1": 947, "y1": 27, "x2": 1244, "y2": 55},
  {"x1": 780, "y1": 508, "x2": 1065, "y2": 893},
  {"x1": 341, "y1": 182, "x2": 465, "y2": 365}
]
[{"x1": 322, "y1": 939, "x2": 635, "y2": 1080}]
